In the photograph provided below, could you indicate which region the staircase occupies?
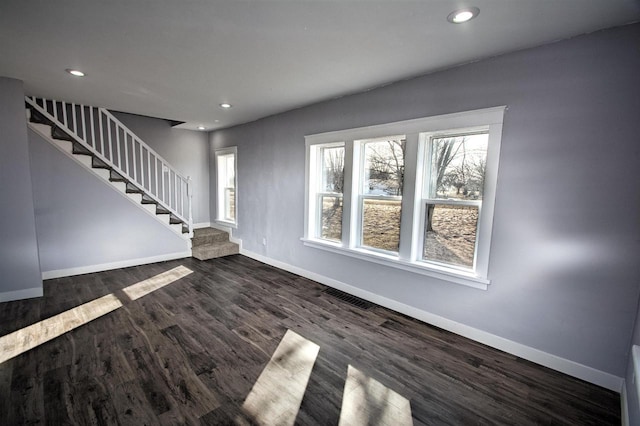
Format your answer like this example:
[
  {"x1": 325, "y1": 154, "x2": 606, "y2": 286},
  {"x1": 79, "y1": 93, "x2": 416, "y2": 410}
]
[
  {"x1": 191, "y1": 228, "x2": 239, "y2": 260},
  {"x1": 25, "y1": 97, "x2": 192, "y2": 237}
]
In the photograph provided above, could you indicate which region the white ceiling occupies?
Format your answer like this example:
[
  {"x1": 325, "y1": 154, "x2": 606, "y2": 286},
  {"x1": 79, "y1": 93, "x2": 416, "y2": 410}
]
[{"x1": 1, "y1": 1, "x2": 638, "y2": 131}]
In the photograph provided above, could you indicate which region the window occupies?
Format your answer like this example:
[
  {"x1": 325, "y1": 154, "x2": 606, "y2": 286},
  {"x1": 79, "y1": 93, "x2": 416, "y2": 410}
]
[
  {"x1": 422, "y1": 132, "x2": 488, "y2": 269},
  {"x1": 215, "y1": 147, "x2": 237, "y2": 225},
  {"x1": 304, "y1": 107, "x2": 505, "y2": 289},
  {"x1": 308, "y1": 143, "x2": 345, "y2": 242},
  {"x1": 358, "y1": 136, "x2": 405, "y2": 253}
]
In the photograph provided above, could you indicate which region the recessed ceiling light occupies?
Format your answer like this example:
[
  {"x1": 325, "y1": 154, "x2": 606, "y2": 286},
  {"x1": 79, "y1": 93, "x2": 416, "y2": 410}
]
[
  {"x1": 447, "y1": 7, "x2": 479, "y2": 24},
  {"x1": 197, "y1": 126, "x2": 206, "y2": 130},
  {"x1": 219, "y1": 103, "x2": 232, "y2": 109},
  {"x1": 65, "y1": 69, "x2": 85, "y2": 77}
]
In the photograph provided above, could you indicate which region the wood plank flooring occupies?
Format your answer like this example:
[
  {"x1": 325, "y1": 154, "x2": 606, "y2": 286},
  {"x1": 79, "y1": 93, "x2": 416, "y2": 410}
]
[{"x1": 0, "y1": 255, "x2": 620, "y2": 425}]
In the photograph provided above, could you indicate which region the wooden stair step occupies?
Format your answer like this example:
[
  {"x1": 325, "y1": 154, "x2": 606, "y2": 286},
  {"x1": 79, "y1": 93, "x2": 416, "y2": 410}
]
[
  {"x1": 156, "y1": 205, "x2": 171, "y2": 215},
  {"x1": 27, "y1": 107, "x2": 53, "y2": 126},
  {"x1": 125, "y1": 183, "x2": 143, "y2": 194},
  {"x1": 141, "y1": 194, "x2": 157, "y2": 205},
  {"x1": 72, "y1": 142, "x2": 92, "y2": 156},
  {"x1": 92, "y1": 157, "x2": 111, "y2": 170},
  {"x1": 51, "y1": 125, "x2": 74, "y2": 142},
  {"x1": 109, "y1": 170, "x2": 127, "y2": 182}
]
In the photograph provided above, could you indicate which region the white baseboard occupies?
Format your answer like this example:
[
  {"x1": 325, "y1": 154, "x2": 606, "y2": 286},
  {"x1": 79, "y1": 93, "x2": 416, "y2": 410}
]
[
  {"x1": 240, "y1": 247, "x2": 623, "y2": 392},
  {"x1": 622, "y1": 380, "x2": 629, "y2": 426},
  {"x1": 42, "y1": 251, "x2": 192, "y2": 280},
  {"x1": 0, "y1": 286, "x2": 44, "y2": 302}
]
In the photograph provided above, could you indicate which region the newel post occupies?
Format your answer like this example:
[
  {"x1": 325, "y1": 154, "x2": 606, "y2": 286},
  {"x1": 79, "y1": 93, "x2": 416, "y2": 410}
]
[{"x1": 187, "y1": 176, "x2": 193, "y2": 234}]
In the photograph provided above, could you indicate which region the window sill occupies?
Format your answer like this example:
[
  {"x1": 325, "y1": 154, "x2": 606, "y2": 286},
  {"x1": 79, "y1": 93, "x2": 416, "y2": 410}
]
[{"x1": 300, "y1": 238, "x2": 489, "y2": 290}]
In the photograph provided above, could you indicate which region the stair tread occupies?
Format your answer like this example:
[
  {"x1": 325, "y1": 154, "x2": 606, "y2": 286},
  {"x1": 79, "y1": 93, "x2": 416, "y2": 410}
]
[
  {"x1": 51, "y1": 126, "x2": 74, "y2": 142},
  {"x1": 169, "y1": 216, "x2": 183, "y2": 225},
  {"x1": 193, "y1": 241, "x2": 238, "y2": 249},
  {"x1": 141, "y1": 195, "x2": 157, "y2": 205},
  {"x1": 193, "y1": 227, "x2": 228, "y2": 237},
  {"x1": 92, "y1": 157, "x2": 111, "y2": 169},
  {"x1": 109, "y1": 170, "x2": 127, "y2": 182}
]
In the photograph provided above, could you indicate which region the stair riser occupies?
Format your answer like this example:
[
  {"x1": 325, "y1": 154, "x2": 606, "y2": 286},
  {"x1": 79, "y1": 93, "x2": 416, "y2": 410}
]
[
  {"x1": 192, "y1": 244, "x2": 239, "y2": 260},
  {"x1": 192, "y1": 234, "x2": 229, "y2": 246}
]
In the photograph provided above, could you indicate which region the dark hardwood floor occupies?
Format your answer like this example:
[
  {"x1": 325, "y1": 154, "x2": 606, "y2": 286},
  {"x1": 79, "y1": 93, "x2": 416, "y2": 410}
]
[{"x1": 0, "y1": 255, "x2": 620, "y2": 425}]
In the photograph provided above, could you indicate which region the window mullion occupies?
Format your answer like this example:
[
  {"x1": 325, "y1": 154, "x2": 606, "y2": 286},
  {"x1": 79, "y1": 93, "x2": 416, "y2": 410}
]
[
  {"x1": 398, "y1": 133, "x2": 418, "y2": 261},
  {"x1": 341, "y1": 140, "x2": 355, "y2": 247}
]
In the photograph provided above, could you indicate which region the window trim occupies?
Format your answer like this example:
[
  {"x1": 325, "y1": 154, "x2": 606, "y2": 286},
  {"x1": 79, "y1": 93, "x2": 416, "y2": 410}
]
[
  {"x1": 418, "y1": 129, "x2": 489, "y2": 274},
  {"x1": 214, "y1": 146, "x2": 238, "y2": 228},
  {"x1": 303, "y1": 106, "x2": 505, "y2": 289}
]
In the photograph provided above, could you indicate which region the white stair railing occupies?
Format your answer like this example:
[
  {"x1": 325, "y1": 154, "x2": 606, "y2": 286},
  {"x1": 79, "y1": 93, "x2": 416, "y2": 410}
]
[{"x1": 25, "y1": 96, "x2": 192, "y2": 233}]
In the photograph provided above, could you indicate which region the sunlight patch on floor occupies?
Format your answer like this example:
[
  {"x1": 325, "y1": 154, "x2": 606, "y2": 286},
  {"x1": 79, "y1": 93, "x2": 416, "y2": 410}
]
[
  {"x1": 241, "y1": 329, "x2": 320, "y2": 425},
  {"x1": 339, "y1": 365, "x2": 413, "y2": 426},
  {"x1": 0, "y1": 265, "x2": 193, "y2": 364},
  {"x1": 122, "y1": 265, "x2": 193, "y2": 300},
  {"x1": 0, "y1": 293, "x2": 122, "y2": 364}
]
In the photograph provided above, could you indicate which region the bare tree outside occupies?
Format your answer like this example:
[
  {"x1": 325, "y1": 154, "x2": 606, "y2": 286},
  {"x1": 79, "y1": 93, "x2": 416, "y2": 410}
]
[
  {"x1": 364, "y1": 139, "x2": 405, "y2": 196},
  {"x1": 320, "y1": 147, "x2": 344, "y2": 241},
  {"x1": 430, "y1": 135, "x2": 487, "y2": 200},
  {"x1": 361, "y1": 138, "x2": 405, "y2": 252},
  {"x1": 322, "y1": 147, "x2": 344, "y2": 193}
]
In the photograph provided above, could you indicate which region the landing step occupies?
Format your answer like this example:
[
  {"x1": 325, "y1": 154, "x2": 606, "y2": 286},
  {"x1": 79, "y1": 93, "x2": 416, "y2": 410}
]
[
  {"x1": 192, "y1": 241, "x2": 239, "y2": 261},
  {"x1": 192, "y1": 227, "x2": 230, "y2": 246}
]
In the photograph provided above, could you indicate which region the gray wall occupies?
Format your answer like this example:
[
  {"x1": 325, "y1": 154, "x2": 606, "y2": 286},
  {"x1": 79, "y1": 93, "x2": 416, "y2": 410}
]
[
  {"x1": 0, "y1": 77, "x2": 42, "y2": 300},
  {"x1": 210, "y1": 23, "x2": 640, "y2": 378},
  {"x1": 113, "y1": 112, "x2": 210, "y2": 225},
  {"x1": 29, "y1": 130, "x2": 189, "y2": 274}
]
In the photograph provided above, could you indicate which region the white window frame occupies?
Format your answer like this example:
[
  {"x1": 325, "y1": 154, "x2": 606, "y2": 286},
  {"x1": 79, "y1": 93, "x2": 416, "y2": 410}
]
[
  {"x1": 355, "y1": 136, "x2": 405, "y2": 254},
  {"x1": 308, "y1": 142, "x2": 345, "y2": 242},
  {"x1": 303, "y1": 107, "x2": 505, "y2": 290},
  {"x1": 214, "y1": 146, "x2": 237, "y2": 227}
]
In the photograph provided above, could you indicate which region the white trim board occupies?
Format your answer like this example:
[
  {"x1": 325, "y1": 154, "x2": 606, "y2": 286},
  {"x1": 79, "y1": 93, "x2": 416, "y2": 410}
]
[
  {"x1": 193, "y1": 222, "x2": 212, "y2": 229},
  {"x1": 0, "y1": 286, "x2": 44, "y2": 303},
  {"x1": 42, "y1": 251, "x2": 192, "y2": 280},
  {"x1": 240, "y1": 247, "x2": 623, "y2": 392},
  {"x1": 621, "y1": 380, "x2": 629, "y2": 426}
]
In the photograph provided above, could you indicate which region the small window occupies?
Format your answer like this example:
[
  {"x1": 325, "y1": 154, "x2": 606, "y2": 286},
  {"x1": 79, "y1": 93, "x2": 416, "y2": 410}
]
[
  {"x1": 357, "y1": 136, "x2": 405, "y2": 253},
  {"x1": 310, "y1": 143, "x2": 345, "y2": 242},
  {"x1": 215, "y1": 147, "x2": 237, "y2": 225}
]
